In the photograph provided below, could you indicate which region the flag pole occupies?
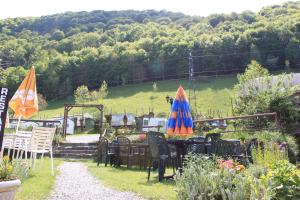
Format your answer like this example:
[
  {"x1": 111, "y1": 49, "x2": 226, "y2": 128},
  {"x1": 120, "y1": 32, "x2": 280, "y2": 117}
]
[{"x1": 15, "y1": 116, "x2": 22, "y2": 134}]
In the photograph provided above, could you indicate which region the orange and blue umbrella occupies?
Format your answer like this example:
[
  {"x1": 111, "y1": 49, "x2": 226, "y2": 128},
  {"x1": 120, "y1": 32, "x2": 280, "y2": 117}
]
[{"x1": 167, "y1": 85, "x2": 193, "y2": 136}]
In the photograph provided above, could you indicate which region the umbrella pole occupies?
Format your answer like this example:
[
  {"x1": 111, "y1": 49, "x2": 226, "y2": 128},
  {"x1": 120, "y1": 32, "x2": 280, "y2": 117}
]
[{"x1": 16, "y1": 116, "x2": 22, "y2": 134}]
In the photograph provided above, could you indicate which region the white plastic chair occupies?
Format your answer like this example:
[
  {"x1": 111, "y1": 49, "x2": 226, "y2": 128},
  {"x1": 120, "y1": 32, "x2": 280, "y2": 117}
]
[
  {"x1": 28, "y1": 127, "x2": 56, "y2": 176},
  {"x1": 0, "y1": 134, "x2": 15, "y2": 160},
  {"x1": 12, "y1": 131, "x2": 32, "y2": 160}
]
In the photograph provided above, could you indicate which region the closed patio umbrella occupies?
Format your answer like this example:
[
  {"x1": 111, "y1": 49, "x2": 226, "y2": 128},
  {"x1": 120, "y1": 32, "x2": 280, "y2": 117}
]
[
  {"x1": 9, "y1": 66, "x2": 38, "y2": 132},
  {"x1": 167, "y1": 85, "x2": 193, "y2": 136}
]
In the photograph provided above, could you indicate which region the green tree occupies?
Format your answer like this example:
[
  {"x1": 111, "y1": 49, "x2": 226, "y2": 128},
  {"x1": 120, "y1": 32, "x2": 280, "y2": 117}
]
[
  {"x1": 74, "y1": 85, "x2": 91, "y2": 103},
  {"x1": 236, "y1": 60, "x2": 269, "y2": 86},
  {"x1": 98, "y1": 80, "x2": 108, "y2": 100},
  {"x1": 285, "y1": 38, "x2": 300, "y2": 68},
  {"x1": 0, "y1": 67, "x2": 27, "y2": 93}
]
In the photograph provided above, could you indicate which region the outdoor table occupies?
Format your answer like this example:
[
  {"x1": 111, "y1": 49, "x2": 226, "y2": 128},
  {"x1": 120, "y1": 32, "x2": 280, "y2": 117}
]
[{"x1": 167, "y1": 139, "x2": 207, "y2": 173}]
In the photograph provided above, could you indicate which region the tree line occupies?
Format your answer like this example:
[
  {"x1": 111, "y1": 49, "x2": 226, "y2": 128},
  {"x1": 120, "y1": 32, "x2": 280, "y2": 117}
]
[{"x1": 0, "y1": 1, "x2": 300, "y2": 100}]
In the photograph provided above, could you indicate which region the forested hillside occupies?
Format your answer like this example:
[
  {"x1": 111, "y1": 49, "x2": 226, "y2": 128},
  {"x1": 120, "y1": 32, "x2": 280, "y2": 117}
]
[{"x1": 1, "y1": 1, "x2": 300, "y2": 100}]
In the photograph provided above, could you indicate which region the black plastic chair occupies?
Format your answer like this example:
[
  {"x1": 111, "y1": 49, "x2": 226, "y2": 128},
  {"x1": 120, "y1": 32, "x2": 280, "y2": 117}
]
[
  {"x1": 204, "y1": 133, "x2": 221, "y2": 154},
  {"x1": 97, "y1": 137, "x2": 117, "y2": 167},
  {"x1": 214, "y1": 139, "x2": 238, "y2": 157},
  {"x1": 116, "y1": 136, "x2": 134, "y2": 168},
  {"x1": 212, "y1": 138, "x2": 251, "y2": 165},
  {"x1": 146, "y1": 132, "x2": 177, "y2": 182},
  {"x1": 185, "y1": 136, "x2": 206, "y2": 154}
]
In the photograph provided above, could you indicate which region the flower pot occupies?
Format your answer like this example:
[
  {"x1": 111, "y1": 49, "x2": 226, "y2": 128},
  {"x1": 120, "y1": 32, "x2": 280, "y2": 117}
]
[{"x1": 0, "y1": 179, "x2": 21, "y2": 200}]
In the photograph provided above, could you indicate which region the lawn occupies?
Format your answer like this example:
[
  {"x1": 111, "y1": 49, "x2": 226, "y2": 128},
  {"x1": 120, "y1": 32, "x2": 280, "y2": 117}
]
[
  {"x1": 37, "y1": 75, "x2": 236, "y2": 119},
  {"x1": 15, "y1": 158, "x2": 62, "y2": 200},
  {"x1": 86, "y1": 162, "x2": 177, "y2": 200}
]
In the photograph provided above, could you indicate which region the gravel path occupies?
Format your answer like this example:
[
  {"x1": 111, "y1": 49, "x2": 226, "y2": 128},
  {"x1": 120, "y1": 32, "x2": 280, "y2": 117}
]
[{"x1": 47, "y1": 162, "x2": 144, "y2": 200}]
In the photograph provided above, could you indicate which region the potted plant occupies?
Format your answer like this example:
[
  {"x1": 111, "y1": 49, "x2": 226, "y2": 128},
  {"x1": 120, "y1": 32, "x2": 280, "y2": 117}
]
[{"x1": 0, "y1": 156, "x2": 21, "y2": 200}]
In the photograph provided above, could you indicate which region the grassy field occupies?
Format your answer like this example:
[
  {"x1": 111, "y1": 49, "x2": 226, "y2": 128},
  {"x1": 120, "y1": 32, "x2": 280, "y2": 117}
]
[
  {"x1": 86, "y1": 162, "x2": 176, "y2": 200},
  {"x1": 37, "y1": 75, "x2": 236, "y2": 119},
  {"x1": 16, "y1": 158, "x2": 62, "y2": 200}
]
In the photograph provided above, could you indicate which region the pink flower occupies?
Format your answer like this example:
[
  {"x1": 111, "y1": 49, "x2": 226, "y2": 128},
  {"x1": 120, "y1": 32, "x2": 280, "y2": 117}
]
[
  {"x1": 138, "y1": 133, "x2": 146, "y2": 142},
  {"x1": 218, "y1": 159, "x2": 234, "y2": 169}
]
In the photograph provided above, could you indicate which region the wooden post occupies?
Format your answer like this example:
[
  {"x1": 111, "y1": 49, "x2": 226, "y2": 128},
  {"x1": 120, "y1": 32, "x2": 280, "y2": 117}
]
[
  {"x1": 97, "y1": 105, "x2": 104, "y2": 137},
  {"x1": 101, "y1": 106, "x2": 104, "y2": 136},
  {"x1": 62, "y1": 105, "x2": 69, "y2": 138}
]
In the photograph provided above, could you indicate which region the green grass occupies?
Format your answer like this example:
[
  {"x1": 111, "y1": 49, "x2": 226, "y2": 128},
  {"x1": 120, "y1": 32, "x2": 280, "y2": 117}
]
[
  {"x1": 37, "y1": 76, "x2": 236, "y2": 119},
  {"x1": 15, "y1": 158, "x2": 62, "y2": 200},
  {"x1": 86, "y1": 162, "x2": 176, "y2": 200}
]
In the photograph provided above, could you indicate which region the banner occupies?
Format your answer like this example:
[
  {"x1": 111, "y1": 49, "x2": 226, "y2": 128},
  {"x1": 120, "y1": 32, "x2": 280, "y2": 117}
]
[{"x1": 0, "y1": 87, "x2": 10, "y2": 150}]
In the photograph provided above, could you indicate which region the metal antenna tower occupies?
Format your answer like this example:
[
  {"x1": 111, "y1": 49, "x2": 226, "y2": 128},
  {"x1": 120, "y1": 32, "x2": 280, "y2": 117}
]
[{"x1": 188, "y1": 51, "x2": 197, "y2": 116}]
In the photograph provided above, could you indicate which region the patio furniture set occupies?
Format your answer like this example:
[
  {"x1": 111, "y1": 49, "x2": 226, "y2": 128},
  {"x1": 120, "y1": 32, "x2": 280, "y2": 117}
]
[
  {"x1": 97, "y1": 132, "x2": 254, "y2": 182},
  {"x1": 0, "y1": 127, "x2": 56, "y2": 175}
]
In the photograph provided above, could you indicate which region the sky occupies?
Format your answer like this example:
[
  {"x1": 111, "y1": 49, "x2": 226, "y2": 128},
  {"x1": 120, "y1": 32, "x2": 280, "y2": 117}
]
[{"x1": 0, "y1": 0, "x2": 293, "y2": 19}]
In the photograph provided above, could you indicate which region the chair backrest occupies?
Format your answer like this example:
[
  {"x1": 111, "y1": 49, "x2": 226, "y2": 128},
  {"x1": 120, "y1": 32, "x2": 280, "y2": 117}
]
[
  {"x1": 214, "y1": 139, "x2": 240, "y2": 157},
  {"x1": 117, "y1": 136, "x2": 130, "y2": 145},
  {"x1": 98, "y1": 137, "x2": 108, "y2": 152},
  {"x1": 204, "y1": 133, "x2": 221, "y2": 143},
  {"x1": 29, "y1": 127, "x2": 56, "y2": 151},
  {"x1": 98, "y1": 137, "x2": 108, "y2": 161},
  {"x1": 186, "y1": 136, "x2": 206, "y2": 154},
  {"x1": 205, "y1": 133, "x2": 221, "y2": 153},
  {"x1": 188, "y1": 136, "x2": 205, "y2": 142},
  {"x1": 14, "y1": 131, "x2": 32, "y2": 149},
  {"x1": 116, "y1": 136, "x2": 131, "y2": 156},
  {"x1": 146, "y1": 132, "x2": 170, "y2": 159},
  {"x1": 2, "y1": 134, "x2": 15, "y2": 150}
]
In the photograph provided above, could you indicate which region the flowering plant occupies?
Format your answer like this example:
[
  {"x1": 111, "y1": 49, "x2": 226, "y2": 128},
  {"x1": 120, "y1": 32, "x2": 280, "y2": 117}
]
[
  {"x1": 218, "y1": 159, "x2": 245, "y2": 172},
  {"x1": 0, "y1": 156, "x2": 15, "y2": 181},
  {"x1": 260, "y1": 160, "x2": 300, "y2": 199},
  {"x1": 137, "y1": 133, "x2": 146, "y2": 142}
]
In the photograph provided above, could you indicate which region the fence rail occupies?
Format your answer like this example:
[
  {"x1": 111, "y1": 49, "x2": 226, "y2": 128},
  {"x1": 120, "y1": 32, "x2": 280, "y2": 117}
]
[{"x1": 193, "y1": 112, "x2": 281, "y2": 129}]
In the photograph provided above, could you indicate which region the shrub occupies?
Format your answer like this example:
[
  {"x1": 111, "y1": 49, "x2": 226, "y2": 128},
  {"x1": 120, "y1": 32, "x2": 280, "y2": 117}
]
[
  {"x1": 176, "y1": 156, "x2": 222, "y2": 200},
  {"x1": 176, "y1": 155, "x2": 258, "y2": 200},
  {"x1": 261, "y1": 161, "x2": 300, "y2": 200},
  {"x1": 53, "y1": 134, "x2": 64, "y2": 146},
  {"x1": 269, "y1": 96, "x2": 300, "y2": 133},
  {"x1": 221, "y1": 130, "x2": 299, "y2": 162},
  {"x1": 233, "y1": 60, "x2": 299, "y2": 133},
  {"x1": 37, "y1": 93, "x2": 48, "y2": 110},
  {"x1": 252, "y1": 142, "x2": 289, "y2": 167}
]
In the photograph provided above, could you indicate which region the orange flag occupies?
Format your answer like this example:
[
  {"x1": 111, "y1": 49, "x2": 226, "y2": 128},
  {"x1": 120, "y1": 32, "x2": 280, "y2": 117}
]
[{"x1": 9, "y1": 66, "x2": 38, "y2": 119}]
